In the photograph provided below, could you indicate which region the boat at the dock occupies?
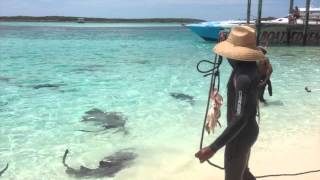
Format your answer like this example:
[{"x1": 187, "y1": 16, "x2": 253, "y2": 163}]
[
  {"x1": 186, "y1": 7, "x2": 320, "y2": 42},
  {"x1": 184, "y1": 20, "x2": 246, "y2": 41}
]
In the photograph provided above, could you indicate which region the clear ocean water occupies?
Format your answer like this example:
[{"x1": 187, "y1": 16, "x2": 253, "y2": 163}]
[{"x1": 0, "y1": 22, "x2": 320, "y2": 180}]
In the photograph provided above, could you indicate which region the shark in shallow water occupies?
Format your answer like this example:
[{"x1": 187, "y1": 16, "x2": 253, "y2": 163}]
[
  {"x1": 80, "y1": 108, "x2": 127, "y2": 132},
  {"x1": 0, "y1": 163, "x2": 9, "y2": 177},
  {"x1": 0, "y1": 77, "x2": 11, "y2": 83},
  {"x1": 62, "y1": 149, "x2": 136, "y2": 178},
  {"x1": 32, "y1": 83, "x2": 64, "y2": 89},
  {"x1": 170, "y1": 92, "x2": 195, "y2": 105}
]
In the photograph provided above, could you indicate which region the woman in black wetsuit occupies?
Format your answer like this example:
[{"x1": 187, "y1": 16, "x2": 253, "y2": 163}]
[{"x1": 195, "y1": 26, "x2": 265, "y2": 180}]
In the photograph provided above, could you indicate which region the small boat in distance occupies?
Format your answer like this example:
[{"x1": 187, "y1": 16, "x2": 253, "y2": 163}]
[{"x1": 77, "y1": 18, "x2": 85, "y2": 23}]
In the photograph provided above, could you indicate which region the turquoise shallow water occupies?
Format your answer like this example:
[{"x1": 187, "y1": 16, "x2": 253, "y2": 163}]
[
  {"x1": 0, "y1": 22, "x2": 320, "y2": 180},
  {"x1": 0, "y1": 22, "x2": 181, "y2": 28}
]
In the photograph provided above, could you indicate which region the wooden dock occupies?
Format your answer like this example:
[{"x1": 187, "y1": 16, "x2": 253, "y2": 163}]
[
  {"x1": 258, "y1": 23, "x2": 320, "y2": 45},
  {"x1": 249, "y1": 0, "x2": 320, "y2": 46}
]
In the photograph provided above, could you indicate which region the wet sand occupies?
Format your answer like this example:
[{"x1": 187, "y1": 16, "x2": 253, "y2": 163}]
[{"x1": 117, "y1": 131, "x2": 320, "y2": 180}]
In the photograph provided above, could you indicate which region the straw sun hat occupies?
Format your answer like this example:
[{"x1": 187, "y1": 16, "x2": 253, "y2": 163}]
[{"x1": 213, "y1": 25, "x2": 265, "y2": 61}]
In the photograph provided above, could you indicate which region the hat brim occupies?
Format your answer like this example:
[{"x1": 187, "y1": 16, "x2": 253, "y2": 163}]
[{"x1": 213, "y1": 41, "x2": 265, "y2": 61}]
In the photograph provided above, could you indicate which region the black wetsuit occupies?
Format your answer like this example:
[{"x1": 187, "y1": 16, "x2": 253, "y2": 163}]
[
  {"x1": 258, "y1": 77, "x2": 272, "y2": 102},
  {"x1": 210, "y1": 61, "x2": 259, "y2": 180},
  {"x1": 258, "y1": 57, "x2": 272, "y2": 102}
]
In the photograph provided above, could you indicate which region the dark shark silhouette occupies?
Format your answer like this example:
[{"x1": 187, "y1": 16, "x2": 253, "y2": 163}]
[
  {"x1": 62, "y1": 149, "x2": 136, "y2": 178},
  {"x1": 0, "y1": 163, "x2": 9, "y2": 177},
  {"x1": 170, "y1": 92, "x2": 195, "y2": 105},
  {"x1": 32, "y1": 84, "x2": 63, "y2": 89},
  {"x1": 80, "y1": 108, "x2": 127, "y2": 132}
]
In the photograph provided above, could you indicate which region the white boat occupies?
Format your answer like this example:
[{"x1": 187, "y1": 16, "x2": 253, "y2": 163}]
[
  {"x1": 186, "y1": 7, "x2": 320, "y2": 41},
  {"x1": 299, "y1": 7, "x2": 320, "y2": 18},
  {"x1": 264, "y1": 7, "x2": 320, "y2": 24},
  {"x1": 77, "y1": 18, "x2": 85, "y2": 23}
]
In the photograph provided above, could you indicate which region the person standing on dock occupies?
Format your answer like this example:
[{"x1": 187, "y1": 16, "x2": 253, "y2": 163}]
[
  {"x1": 288, "y1": 13, "x2": 295, "y2": 24},
  {"x1": 257, "y1": 47, "x2": 273, "y2": 103},
  {"x1": 293, "y1": 6, "x2": 300, "y2": 24},
  {"x1": 195, "y1": 26, "x2": 265, "y2": 180}
]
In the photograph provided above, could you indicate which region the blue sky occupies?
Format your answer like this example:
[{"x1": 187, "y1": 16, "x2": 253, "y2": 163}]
[{"x1": 0, "y1": 0, "x2": 318, "y2": 20}]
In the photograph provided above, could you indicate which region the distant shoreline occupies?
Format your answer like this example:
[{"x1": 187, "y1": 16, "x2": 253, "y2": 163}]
[{"x1": 0, "y1": 16, "x2": 205, "y2": 23}]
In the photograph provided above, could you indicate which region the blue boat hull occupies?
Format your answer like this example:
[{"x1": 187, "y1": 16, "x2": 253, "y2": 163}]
[{"x1": 186, "y1": 25, "x2": 223, "y2": 41}]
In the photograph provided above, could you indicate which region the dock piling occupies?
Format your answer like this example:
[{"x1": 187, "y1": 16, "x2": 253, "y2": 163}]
[
  {"x1": 303, "y1": 0, "x2": 311, "y2": 45},
  {"x1": 256, "y1": 0, "x2": 263, "y2": 45},
  {"x1": 289, "y1": 0, "x2": 294, "y2": 14},
  {"x1": 247, "y1": 0, "x2": 252, "y2": 24}
]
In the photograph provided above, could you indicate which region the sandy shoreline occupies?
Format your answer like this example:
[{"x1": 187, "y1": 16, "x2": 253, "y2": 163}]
[
  {"x1": 116, "y1": 130, "x2": 320, "y2": 180},
  {"x1": 250, "y1": 133, "x2": 320, "y2": 180}
]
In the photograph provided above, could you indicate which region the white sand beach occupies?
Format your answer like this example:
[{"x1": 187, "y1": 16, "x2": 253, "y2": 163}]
[{"x1": 116, "y1": 129, "x2": 320, "y2": 180}]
